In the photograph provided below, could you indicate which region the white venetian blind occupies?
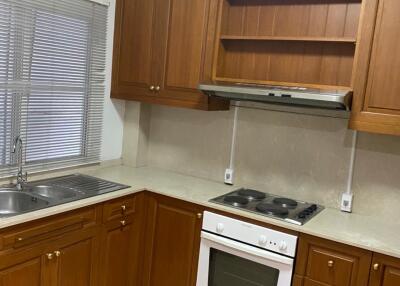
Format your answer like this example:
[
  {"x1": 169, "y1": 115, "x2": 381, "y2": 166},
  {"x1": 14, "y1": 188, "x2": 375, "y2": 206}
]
[{"x1": 0, "y1": 0, "x2": 108, "y2": 177}]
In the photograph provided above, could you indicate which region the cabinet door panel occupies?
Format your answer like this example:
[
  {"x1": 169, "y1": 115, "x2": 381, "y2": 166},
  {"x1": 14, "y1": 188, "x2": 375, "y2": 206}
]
[
  {"x1": 112, "y1": 0, "x2": 156, "y2": 98},
  {"x1": 0, "y1": 258, "x2": 42, "y2": 286},
  {"x1": 365, "y1": 0, "x2": 400, "y2": 111},
  {"x1": 143, "y1": 195, "x2": 203, "y2": 286},
  {"x1": 57, "y1": 237, "x2": 96, "y2": 286},
  {"x1": 156, "y1": 0, "x2": 210, "y2": 103},
  {"x1": 369, "y1": 254, "x2": 400, "y2": 286}
]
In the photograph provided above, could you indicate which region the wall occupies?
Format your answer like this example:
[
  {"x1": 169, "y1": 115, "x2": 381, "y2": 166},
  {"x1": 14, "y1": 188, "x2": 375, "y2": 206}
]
[
  {"x1": 131, "y1": 104, "x2": 400, "y2": 217},
  {"x1": 100, "y1": 0, "x2": 126, "y2": 161}
]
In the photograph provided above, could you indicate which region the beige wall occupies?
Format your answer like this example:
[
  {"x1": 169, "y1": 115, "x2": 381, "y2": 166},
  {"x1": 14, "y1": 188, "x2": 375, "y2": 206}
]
[{"x1": 123, "y1": 103, "x2": 400, "y2": 216}]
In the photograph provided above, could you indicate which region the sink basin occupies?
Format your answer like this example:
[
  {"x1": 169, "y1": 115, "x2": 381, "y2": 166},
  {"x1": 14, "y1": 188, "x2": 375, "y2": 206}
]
[
  {"x1": 0, "y1": 191, "x2": 49, "y2": 217},
  {"x1": 25, "y1": 185, "x2": 83, "y2": 200}
]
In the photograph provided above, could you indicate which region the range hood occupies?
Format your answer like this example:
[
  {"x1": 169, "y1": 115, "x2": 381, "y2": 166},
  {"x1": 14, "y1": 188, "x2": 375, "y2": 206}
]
[{"x1": 199, "y1": 82, "x2": 352, "y2": 110}]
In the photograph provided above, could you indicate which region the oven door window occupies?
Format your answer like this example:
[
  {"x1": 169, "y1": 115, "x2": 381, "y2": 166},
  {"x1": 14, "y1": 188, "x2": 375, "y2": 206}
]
[{"x1": 208, "y1": 248, "x2": 280, "y2": 286}]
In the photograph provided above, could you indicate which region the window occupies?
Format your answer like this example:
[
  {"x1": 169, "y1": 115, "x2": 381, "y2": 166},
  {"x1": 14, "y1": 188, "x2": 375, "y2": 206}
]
[{"x1": 0, "y1": 0, "x2": 108, "y2": 177}]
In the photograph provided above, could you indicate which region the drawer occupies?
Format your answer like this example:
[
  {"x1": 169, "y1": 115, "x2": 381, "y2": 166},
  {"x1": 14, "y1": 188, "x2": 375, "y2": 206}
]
[
  {"x1": 0, "y1": 207, "x2": 98, "y2": 250},
  {"x1": 103, "y1": 195, "x2": 136, "y2": 222},
  {"x1": 306, "y1": 245, "x2": 355, "y2": 286}
]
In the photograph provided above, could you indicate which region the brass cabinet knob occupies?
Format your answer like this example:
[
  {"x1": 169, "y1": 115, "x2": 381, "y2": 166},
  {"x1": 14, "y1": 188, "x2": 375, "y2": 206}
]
[
  {"x1": 120, "y1": 220, "x2": 126, "y2": 226},
  {"x1": 17, "y1": 237, "x2": 23, "y2": 242},
  {"x1": 155, "y1": 86, "x2": 161, "y2": 91},
  {"x1": 328, "y1": 260, "x2": 334, "y2": 268},
  {"x1": 46, "y1": 253, "x2": 54, "y2": 260},
  {"x1": 373, "y1": 263, "x2": 380, "y2": 271},
  {"x1": 54, "y1": 251, "x2": 61, "y2": 257},
  {"x1": 121, "y1": 205, "x2": 126, "y2": 213},
  {"x1": 149, "y1": 86, "x2": 155, "y2": 91},
  {"x1": 197, "y1": 213, "x2": 203, "y2": 219}
]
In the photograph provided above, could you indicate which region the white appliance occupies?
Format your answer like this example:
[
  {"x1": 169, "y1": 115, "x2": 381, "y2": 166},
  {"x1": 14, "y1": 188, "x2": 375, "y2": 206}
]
[{"x1": 196, "y1": 212, "x2": 298, "y2": 286}]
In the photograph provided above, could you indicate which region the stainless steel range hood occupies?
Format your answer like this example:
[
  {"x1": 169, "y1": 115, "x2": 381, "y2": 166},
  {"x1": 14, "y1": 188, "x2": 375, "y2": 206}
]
[{"x1": 199, "y1": 82, "x2": 352, "y2": 110}]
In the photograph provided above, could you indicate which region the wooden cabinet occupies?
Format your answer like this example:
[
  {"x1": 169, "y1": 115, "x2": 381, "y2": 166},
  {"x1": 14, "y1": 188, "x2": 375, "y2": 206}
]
[
  {"x1": 295, "y1": 234, "x2": 372, "y2": 286},
  {"x1": 100, "y1": 194, "x2": 146, "y2": 286},
  {"x1": 142, "y1": 193, "x2": 204, "y2": 286},
  {"x1": 369, "y1": 254, "x2": 400, "y2": 286},
  {"x1": 350, "y1": 0, "x2": 400, "y2": 135},
  {"x1": 111, "y1": 0, "x2": 229, "y2": 110}
]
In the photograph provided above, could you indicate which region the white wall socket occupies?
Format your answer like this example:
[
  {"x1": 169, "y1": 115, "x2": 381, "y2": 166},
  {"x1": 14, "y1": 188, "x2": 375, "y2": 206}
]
[
  {"x1": 341, "y1": 193, "x2": 353, "y2": 213},
  {"x1": 224, "y1": 168, "x2": 234, "y2": 185}
]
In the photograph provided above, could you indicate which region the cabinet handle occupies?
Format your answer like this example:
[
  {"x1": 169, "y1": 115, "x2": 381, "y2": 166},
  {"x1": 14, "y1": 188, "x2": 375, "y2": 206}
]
[
  {"x1": 373, "y1": 263, "x2": 380, "y2": 271},
  {"x1": 16, "y1": 237, "x2": 23, "y2": 242},
  {"x1": 155, "y1": 86, "x2": 161, "y2": 91},
  {"x1": 197, "y1": 213, "x2": 203, "y2": 219},
  {"x1": 54, "y1": 251, "x2": 61, "y2": 257},
  {"x1": 327, "y1": 260, "x2": 334, "y2": 268},
  {"x1": 120, "y1": 220, "x2": 126, "y2": 227},
  {"x1": 46, "y1": 253, "x2": 54, "y2": 260},
  {"x1": 149, "y1": 86, "x2": 155, "y2": 91},
  {"x1": 121, "y1": 205, "x2": 126, "y2": 213}
]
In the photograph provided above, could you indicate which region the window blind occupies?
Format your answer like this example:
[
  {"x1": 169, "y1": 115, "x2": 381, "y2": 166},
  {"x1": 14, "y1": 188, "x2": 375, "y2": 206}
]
[{"x1": 0, "y1": 0, "x2": 108, "y2": 178}]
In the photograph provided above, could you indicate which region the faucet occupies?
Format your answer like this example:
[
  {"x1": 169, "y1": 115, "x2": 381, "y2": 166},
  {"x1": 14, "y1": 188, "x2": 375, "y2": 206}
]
[{"x1": 12, "y1": 136, "x2": 27, "y2": 190}]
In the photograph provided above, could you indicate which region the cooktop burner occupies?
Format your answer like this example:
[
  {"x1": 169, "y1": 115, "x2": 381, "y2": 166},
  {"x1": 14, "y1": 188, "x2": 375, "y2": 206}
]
[
  {"x1": 256, "y1": 203, "x2": 289, "y2": 216},
  {"x1": 223, "y1": 196, "x2": 249, "y2": 207},
  {"x1": 273, "y1": 197, "x2": 298, "y2": 208},
  {"x1": 237, "y1": 188, "x2": 266, "y2": 200},
  {"x1": 210, "y1": 188, "x2": 324, "y2": 225}
]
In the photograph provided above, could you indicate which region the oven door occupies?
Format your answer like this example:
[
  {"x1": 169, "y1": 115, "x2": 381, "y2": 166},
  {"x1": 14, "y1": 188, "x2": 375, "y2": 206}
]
[{"x1": 196, "y1": 231, "x2": 294, "y2": 286}]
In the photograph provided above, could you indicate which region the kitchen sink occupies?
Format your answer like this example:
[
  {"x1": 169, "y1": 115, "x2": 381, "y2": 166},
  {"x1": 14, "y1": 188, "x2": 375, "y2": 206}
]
[
  {"x1": 0, "y1": 174, "x2": 129, "y2": 218},
  {"x1": 25, "y1": 185, "x2": 84, "y2": 200},
  {"x1": 0, "y1": 191, "x2": 49, "y2": 217}
]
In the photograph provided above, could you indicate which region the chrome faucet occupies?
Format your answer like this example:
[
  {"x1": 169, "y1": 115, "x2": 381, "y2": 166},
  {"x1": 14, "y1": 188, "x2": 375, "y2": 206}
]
[{"x1": 12, "y1": 136, "x2": 27, "y2": 190}]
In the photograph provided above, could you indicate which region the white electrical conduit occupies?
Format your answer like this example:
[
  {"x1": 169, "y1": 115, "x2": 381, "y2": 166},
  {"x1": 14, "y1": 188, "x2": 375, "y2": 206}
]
[
  {"x1": 229, "y1": 103, "x2": 240, "y2": 171},
  {"x1": 346, "y1": 130, "x2": 358, "y2": 195}
]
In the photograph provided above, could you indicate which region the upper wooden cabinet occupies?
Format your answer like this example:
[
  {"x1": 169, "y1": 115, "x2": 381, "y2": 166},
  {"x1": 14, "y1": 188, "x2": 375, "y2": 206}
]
[
  {"x1": 211, "y1": 0, "x2": 362, "y2": 90},
  {"x1": 369, "y1": 253, "x2": 400, "y2": 286},
  {"x1": 111, "y1": 0, "x2": 229, "y2": 110},
  {"x1": 350, "y1": 0, "x2": 400, "y2": 135}
]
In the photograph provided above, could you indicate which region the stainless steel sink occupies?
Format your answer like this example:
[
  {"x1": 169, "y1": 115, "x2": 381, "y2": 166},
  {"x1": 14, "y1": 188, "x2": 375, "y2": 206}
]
[
  {"x1": 25, "y1": 185, "x2": 84, "y2": 200},
  {"x1": 0, "y1": 191, "x2": 49, "y2": 217},
  {"x1": 0, "y1": 174, "x2": 129, "y2": 218}
]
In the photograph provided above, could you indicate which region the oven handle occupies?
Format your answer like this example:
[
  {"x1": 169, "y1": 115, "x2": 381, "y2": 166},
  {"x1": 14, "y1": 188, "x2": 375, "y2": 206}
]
[{"x1": 201, "y1": 231, "x2": 294, "y2": 266}]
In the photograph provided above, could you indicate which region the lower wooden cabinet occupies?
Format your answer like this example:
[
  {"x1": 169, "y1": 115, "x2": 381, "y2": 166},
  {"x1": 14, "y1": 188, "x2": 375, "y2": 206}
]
[
  {"x1": 142, "y1": 193, "x2": 204, "y2": 286},
  {"x1": 295, "y1": 234, "x2": 372, "y2": 286},
  {"x1": 100, "y1": 193, "x2": 146, "y2": 286},
  {"x1": 369, "y1": 253, "x2": 400, "y2": 286}
]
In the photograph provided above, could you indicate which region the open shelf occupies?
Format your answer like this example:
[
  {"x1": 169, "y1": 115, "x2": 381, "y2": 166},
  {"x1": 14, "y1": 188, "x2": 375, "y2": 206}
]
[{"x1": 220, "y1": 35, "x2": 357, "y2": 44}]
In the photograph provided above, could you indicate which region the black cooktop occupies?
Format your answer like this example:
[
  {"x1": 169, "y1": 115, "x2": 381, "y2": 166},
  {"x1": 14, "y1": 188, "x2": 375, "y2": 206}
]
[{"x1": 210, "y1": 188, "x2": 324, "y2": 225}]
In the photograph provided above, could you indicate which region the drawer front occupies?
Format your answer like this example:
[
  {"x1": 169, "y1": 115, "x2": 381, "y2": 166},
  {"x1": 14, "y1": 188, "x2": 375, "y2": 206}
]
[
  {"x1": 306, "y1": 246, "x2": 354, "y2": 286},
  {"x1": 0, "y1": 207, "x2": 98, "y2": 250},
  {"x1": 103, "y1": 195, "x2": 136, "y2": 222}
]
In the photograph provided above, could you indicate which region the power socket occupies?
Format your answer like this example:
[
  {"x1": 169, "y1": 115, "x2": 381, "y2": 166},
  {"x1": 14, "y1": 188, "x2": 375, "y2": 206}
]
[
  {"x1": 224, "y1": 168, "x2": 234, "y2": 185},
  {"x1": 341, "y1": 193, "x2": 353, "y2": 213}
]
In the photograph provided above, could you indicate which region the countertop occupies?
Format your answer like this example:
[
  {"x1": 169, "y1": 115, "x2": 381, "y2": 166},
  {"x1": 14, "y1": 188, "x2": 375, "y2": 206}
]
[{"x1": 1, "y1": 164, "x2": 399, "y2": 259}]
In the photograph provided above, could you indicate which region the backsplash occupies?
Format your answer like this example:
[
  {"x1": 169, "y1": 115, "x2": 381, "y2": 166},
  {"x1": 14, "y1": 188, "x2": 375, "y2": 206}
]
[{"x1": 124, "y1": 103, "x2": 400, "y2": 217}]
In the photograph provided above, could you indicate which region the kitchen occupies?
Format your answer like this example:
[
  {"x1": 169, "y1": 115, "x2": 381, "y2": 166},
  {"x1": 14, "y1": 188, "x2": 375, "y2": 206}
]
[{"x1": 0, "y1": 0, "x2": 399, "y2": 285}]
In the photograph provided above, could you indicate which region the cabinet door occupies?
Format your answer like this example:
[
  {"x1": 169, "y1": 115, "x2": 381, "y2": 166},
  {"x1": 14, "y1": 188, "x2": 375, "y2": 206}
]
[
  {"x1": 53, "y1": 229, "x2": 99, "y2": 286},
  {"x1": 350, "y1": 0, "x2": 400, "y2": 135},
  {"x1": 111, "y1": 0, "x2": 157, "y2": 100},
  {"x1": 0, "y1": 258, "x2": 43, "y2": 286},
  {"x1": 369, "y1": 254, "x2": 400, "y2": 286},
  {"x1": 295, "y1": 235, "x2": 372, "y2": 286},
  {"x1": 142, "y1": 194, "x2": 204, "y2": 286}
]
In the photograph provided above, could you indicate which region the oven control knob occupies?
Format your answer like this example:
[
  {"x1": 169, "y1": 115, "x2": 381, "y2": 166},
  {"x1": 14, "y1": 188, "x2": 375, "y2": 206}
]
[
  {"x1": 279, "y1": 241, "x2": 288, "y2": 251},
  {"x1": 216, "y1": 223, "x2": 224, "y2": 234},
  {"x1": 259, "y1": 235, "x2": 268, "y2": 246}
]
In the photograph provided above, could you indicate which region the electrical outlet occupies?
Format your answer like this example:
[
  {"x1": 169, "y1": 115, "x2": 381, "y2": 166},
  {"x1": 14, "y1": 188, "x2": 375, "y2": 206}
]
[
  {"x1": 224, "y1": 168, "x2": 234, "y2": 185},
  {"x1": 341, "y1": 193, "x2": 353, "y2": 213}
]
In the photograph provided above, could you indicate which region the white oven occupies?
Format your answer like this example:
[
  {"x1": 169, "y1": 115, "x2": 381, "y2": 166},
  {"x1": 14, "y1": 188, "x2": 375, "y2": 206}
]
[{"x1": 196, "y1": 212, "x2": 297, "y2": 286}]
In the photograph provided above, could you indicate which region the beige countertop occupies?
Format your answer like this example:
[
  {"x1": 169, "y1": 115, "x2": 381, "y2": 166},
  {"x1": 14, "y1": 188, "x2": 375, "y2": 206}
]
[{"x1": 1, "y1": 164, "x2": 399, "y2": 259}]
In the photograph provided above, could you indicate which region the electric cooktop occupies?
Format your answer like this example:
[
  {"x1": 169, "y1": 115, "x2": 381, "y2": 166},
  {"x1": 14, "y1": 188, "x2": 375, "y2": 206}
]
[{"x1": 210, "y1": 188, "x2": 324, "y2": 225}]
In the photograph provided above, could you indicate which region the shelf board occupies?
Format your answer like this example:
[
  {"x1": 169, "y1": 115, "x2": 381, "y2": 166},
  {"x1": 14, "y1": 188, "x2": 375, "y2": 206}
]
[{"x1": 220, "y1": 35, "x2": 357, "y2": 43}]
